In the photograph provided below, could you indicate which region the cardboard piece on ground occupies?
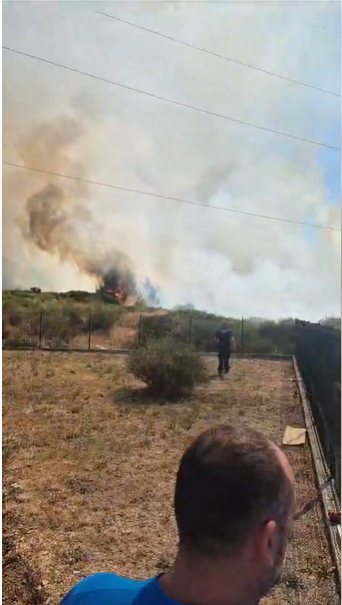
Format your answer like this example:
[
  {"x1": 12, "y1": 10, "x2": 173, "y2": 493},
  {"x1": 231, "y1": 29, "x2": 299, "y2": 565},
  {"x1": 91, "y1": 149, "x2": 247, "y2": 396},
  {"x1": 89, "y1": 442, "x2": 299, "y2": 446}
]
[{"x1": 282, "y1": 426, "x2": 306, "y2": 446}]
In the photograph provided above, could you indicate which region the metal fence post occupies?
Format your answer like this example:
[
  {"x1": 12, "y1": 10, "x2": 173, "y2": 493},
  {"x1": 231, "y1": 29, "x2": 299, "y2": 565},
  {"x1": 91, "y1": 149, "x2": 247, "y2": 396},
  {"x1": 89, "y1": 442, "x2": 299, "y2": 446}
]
[
  {"x1": 138, "y1": 314, "x2": 142, "y2": 346},
  {"x1": 189, "y1": 314, "x2": 193, "y2": 344},
  {"x1": 38, "y1": 310, "x2": 43, "y2": 348},
  {"x1": 88, "y1": 310, "x2": 92, "y2": 350},
  {"x1": 240, "y1": 317, "x2": 244, "y2": 355},
  {"x1": 335, "y1": 449, "x2": 341, "y2": 499}
]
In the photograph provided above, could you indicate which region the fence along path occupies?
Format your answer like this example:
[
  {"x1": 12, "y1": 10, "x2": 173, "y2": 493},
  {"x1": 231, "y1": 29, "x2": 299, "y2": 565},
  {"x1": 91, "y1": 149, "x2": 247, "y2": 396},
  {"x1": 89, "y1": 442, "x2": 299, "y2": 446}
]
[{"x1": 3, "y1": 309, "x2": 299, "y2": 355}]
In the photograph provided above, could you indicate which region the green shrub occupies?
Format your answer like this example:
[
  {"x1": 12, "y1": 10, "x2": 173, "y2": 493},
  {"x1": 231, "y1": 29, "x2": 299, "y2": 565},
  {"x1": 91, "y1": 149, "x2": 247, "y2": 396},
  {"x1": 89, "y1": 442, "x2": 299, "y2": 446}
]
[
  {"x1": 2, "y1": 301, "x2": 24, "y2": 327},
  {"x1": 134, "y1": 292, "x2": 147, "y2": 310},
  {"x1": 140, "y1": 313, "x2": 245, "y2": 352},
  {"x1": 140, "y1": 312, "x2": 192, "y2": 346},
  {"x1": 64, "y1": 307, "x2": 86, "y2": 331},
  {"x1": 3, "y1": 337, "x2": 33, "y2": 348},
  {"x1": 41, "y1": 319, "x2": 76, "y2": 345},
  {"x1": 98, "y1": 293, "x2": 120, "y2": 306},
  {"x1": 140, "y1": 313, "x2": 177, "y2": 343},
  {"x1": 11, "y1": 290, "x2": 33, "y2": 299},
  {"x1": 40, "y1": 305, "x2": 123, "y2": 340},
  {"x1": 191, "y1": 318, "x2": 217, "y2": 352},
  {"x1": 127, "y1": 337, "x2": 209, "y2": 400},
  {"x1": 90, "y1": 306, "x2": 124, "y2": 332},
  {"x1": 59, "y1": 290, "x2": 93, "y2": 303},
  {"x1": 2, "y1": 319, "x2": 9, "y2": 339},
  {"x1": 38, "y1": 307, "x2": 82, "y2": 344}
]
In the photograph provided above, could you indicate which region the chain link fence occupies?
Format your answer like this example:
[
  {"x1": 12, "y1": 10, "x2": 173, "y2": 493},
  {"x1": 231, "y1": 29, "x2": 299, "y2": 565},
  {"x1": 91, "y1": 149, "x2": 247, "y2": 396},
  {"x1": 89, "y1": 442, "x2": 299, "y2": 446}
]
[
  {"x1": 3, "y1": 308, "x2": 298, "y2": 354},
  {"x1": 295, "y1": 320, "x2": 341, "y2": 499},
  {"x1": 2, "y1": 309, "x2": 42, "y2": 348}
]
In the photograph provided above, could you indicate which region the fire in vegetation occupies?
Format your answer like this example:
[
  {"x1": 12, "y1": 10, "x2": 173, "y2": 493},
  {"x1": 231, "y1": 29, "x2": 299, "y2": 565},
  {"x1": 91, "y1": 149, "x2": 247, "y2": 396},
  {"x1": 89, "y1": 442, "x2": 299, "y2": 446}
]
[{"x1": 96, "y1": 266, "x2": 136, "y2": 305}]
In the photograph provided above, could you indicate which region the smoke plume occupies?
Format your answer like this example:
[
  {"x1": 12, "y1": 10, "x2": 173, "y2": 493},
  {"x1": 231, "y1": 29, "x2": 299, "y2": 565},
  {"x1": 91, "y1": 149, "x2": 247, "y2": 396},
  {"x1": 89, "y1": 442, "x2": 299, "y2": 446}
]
[
  {"x1": 3, "y1": 1, "x2": 341, "y2": 318},
  {"x1": 4, "y1": 113, "x2": 138, "y2": 302}
]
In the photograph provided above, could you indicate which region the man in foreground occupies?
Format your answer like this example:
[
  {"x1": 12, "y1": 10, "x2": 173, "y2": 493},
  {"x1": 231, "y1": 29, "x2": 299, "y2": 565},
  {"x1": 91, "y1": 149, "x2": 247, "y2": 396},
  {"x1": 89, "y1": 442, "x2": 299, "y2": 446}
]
[
  {"x1": 215, "y1": 320, "x2": 236, "y2": 378},
  {"x1": 61, "y1": 424, "x2": 295, "y2": 605}
]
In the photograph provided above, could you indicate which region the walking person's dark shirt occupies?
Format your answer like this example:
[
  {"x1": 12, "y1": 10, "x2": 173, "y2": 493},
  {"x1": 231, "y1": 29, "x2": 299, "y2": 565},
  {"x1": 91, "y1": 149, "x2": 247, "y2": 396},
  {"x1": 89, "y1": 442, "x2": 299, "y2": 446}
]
[
  {"x1": 215, "y1": 323, "x2": 235, "y2": 376},
  {"x1": 215, "y1": 327, "x2": 233, "y2": 353}
]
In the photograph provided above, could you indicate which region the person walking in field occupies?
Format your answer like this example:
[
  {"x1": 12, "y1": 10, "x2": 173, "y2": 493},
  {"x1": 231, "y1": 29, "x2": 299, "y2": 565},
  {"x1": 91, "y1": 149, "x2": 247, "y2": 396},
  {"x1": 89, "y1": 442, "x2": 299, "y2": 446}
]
[
  {"x1": 215, "y1": 320, "x2": 236, "y2": 378},
  {"x1": 61, "y1": 424, "x2": 295, "y2": 605}
]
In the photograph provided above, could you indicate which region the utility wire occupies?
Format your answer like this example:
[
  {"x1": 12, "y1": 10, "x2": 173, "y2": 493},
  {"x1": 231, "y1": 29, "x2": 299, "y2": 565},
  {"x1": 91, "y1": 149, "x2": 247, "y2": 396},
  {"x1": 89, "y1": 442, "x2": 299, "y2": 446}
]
[
  {"x1": 3, "y1": 160, "x2": 341, "y2": 232},
  {"x1": 315, "y1": 24, "x2": 341, "y2": 36},
  {"x1": 95, "y1": 10, "x2": 341, "y2": 98},
  {"x1": 3, "y1": 46, "x2": 340, "y2": 152}
]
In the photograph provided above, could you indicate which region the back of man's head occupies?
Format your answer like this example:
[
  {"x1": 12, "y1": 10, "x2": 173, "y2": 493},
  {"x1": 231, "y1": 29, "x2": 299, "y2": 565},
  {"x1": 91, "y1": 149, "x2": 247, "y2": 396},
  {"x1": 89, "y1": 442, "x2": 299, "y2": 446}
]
[{"x1": 174, "y1": 424, "x2": 293, "y2": 560}]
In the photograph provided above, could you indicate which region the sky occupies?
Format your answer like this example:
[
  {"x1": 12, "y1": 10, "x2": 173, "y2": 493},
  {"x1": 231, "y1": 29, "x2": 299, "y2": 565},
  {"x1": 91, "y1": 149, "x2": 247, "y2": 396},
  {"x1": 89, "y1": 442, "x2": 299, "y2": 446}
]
[{"x1": 2, "y1": 0, "x2": 341, "y2": 320}]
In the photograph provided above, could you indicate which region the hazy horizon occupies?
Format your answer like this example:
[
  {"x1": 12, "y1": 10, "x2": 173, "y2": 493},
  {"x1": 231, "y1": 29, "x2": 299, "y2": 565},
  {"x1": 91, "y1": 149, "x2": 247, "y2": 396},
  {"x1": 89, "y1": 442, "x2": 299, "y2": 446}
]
[{"x1": 3, "y1": 0, "x2": 341, "y2": 321}]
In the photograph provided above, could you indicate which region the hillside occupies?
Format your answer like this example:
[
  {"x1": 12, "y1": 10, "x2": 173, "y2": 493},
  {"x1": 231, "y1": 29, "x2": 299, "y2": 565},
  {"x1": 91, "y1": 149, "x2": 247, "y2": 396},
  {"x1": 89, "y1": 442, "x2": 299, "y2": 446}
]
[{"x1": 2, "y1": 288, "x2": 305, "y2": 354}]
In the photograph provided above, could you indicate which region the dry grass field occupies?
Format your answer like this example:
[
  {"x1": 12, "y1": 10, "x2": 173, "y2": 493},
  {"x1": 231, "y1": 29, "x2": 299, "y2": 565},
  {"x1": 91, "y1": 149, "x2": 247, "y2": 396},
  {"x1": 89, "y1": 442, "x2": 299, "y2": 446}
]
[{"x1": 3, "y1": 352, "x2": 339, "y2": 605}]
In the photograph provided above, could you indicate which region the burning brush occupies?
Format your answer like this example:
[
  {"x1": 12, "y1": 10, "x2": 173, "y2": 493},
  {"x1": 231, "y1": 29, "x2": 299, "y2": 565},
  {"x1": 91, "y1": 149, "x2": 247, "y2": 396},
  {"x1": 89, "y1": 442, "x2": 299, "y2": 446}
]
[{"x1": 96, "y1": 266, "x2": 136, "y2": 305}]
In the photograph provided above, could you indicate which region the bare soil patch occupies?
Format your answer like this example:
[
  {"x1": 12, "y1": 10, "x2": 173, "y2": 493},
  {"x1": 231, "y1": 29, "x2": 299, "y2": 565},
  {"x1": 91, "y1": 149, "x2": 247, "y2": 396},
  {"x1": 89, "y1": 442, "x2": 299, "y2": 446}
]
[{"x1": 2, "y1": 352, "x2": 338, "y2": 604}]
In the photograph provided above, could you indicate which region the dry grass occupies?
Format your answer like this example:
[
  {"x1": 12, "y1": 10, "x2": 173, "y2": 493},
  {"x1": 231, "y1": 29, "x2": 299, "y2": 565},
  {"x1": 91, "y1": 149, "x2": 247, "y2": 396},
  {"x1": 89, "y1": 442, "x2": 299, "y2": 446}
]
[
  {"x1": 78, "y1": 311, "x2": 146, "y2": 350},
  {"x1": 4, "y1": 308, "x2": 167, "y2": 351},
  {"x1": 2, "y1": 352, "x2": 338, "y2": 605}
]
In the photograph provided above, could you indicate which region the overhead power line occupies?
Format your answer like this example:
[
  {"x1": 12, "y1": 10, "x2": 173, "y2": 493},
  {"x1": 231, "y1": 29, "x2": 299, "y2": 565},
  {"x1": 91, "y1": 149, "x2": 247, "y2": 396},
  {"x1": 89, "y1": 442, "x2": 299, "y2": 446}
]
[
  {"x1": 3, "y1": 46, "x2": 340, "y2": 152},
  {"x1": 95, "y1": 10, "x2": 341, "y2": 98},
  {"x1": 315, "y1": 24, "x2": 341, "y2": 36},
  {"x1": 3, "y1": 160, "x2": 341, "y2": 232}
]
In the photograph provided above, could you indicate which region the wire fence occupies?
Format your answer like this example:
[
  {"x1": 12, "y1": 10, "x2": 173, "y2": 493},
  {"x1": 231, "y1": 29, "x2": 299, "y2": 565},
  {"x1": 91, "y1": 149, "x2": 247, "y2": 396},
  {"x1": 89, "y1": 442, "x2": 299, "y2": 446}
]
[
  {"x1": 2, "y1": 309, "x2": 297, "y2": 355},
  {"x1": 295, "y1": 320, "x2": 341, "y2": 499}
]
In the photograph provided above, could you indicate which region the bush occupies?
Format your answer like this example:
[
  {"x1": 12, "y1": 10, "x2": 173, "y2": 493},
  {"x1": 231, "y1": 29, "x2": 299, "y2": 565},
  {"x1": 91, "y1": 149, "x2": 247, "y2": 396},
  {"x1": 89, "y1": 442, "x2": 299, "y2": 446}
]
[
  {"x1": 2, "y1": 301, "x2": 24, "y2": 327},
  {"x1": 2, "y1": 318, "x2": 10, "y2": 339},
  {"x1": 140, "y1": 313, "x2": 178, "y2": 343},
  {"x1": 140, "y1": 312, "x2": 193, "y2": 346},
  {"x1": 127, "y1": 337, "x2": 209, "y2": 400},
  {"x1": 60, "y1": 290, "x2": 93, "y2": 303},
  {"x1": 3, "y1": 337, "x2": 33, "y2": 348},
  {"x1": 41, "y1": 319, "x2": 76, "y2": 345},
  {"x1": 90, "y1": 305, "x2": 124, "y2": 333}
]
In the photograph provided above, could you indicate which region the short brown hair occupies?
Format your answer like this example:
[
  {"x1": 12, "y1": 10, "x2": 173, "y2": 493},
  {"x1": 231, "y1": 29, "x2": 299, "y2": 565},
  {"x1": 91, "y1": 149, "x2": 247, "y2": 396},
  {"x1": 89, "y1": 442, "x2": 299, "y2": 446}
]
[{"x1": 174, "y1": 425, "x2": 291, "y2": 557}]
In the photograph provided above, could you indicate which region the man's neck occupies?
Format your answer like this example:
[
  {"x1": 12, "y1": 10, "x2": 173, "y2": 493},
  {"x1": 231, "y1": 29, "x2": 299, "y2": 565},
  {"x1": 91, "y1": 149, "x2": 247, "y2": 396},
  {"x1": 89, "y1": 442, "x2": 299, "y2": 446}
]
[{"x1": 158, "y1": 551, "x2": 259, "y2": 605}]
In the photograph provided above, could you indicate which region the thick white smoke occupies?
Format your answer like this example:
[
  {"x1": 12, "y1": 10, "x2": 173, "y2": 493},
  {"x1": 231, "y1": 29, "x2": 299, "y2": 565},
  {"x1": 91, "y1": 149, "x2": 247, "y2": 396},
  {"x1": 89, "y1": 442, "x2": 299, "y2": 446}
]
[{"x1": 3, "y1": 0, "x2": 341, "y2": 319}]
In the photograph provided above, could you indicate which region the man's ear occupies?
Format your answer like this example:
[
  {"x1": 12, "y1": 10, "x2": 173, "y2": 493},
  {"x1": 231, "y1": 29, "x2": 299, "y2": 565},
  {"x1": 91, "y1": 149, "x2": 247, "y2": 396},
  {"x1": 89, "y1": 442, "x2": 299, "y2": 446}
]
[{"x1": 254, "y1": 520, "x2": 278, "y2": 564}]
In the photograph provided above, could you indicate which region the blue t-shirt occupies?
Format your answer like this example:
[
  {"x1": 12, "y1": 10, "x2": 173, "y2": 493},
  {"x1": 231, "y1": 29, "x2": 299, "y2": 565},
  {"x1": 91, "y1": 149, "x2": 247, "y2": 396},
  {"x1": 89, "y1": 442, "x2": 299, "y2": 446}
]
[{"x1": 61, "y1": 573, "x2": 181, "y2": 605}]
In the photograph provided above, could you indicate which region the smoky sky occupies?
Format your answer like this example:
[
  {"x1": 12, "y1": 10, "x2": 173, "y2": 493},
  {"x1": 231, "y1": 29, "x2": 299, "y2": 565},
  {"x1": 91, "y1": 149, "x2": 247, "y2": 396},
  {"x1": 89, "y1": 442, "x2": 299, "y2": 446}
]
[{"x1": 3, "y1": 1, "x2": 341, "y2": 319}]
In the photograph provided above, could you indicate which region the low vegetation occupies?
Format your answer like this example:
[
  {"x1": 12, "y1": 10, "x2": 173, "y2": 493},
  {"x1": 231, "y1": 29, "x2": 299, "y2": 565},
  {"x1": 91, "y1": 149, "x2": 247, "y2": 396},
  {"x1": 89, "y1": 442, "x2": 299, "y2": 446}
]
[
  {"x1": 2, "y1": 289, "x2": 341, "y2": 357},
  {"x1": 2, "y1": 288, "x2": 298, "y2": 353},
  {"x1": 128, "y1": 337, "x2": 209, "y2": 399}
]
